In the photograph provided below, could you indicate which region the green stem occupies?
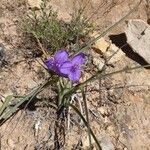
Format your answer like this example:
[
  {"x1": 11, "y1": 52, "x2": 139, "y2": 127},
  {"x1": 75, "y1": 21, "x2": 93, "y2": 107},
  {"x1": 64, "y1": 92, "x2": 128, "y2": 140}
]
[
  {"x1": 0, "y1": 78, "x2": 52, "y2": 124},
  {"x1": 65, "y1": 64, "x2": 150, "y2": 98},
  {"x1": 81, "y1": 88, "x2": 92, "y2": 150},
  {"x1": 69, "y1": 103, "x2": 102, "y2": 150}
]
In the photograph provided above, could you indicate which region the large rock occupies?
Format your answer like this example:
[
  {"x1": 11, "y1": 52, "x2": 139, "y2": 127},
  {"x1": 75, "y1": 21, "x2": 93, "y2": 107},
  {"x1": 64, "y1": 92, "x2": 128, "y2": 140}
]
[{"x1": 125, "y1": 19, "x2": 150, "y2": 64}]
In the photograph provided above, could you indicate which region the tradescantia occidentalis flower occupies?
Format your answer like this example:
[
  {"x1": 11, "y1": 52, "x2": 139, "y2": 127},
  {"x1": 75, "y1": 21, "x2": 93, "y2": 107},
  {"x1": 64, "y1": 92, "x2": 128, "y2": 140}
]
[
  {"x1": 45, "y1": 50, "x2": 68, "y2": 76},
  {"x1": 59, "y1": 53, "x2": 85, "y2": 82},
  {"x1": 45, "y1": 50, "x2": 86, "y2": 82}
]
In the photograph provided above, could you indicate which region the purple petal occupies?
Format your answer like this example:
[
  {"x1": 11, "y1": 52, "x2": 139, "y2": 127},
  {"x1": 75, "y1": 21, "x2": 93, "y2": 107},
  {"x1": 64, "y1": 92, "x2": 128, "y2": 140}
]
[
  {"x1": 59, "y1": 61, "x2": 73, "y2": 75},
  {"x1": 45, "y1": 58, "x2": 54, "y2": 70},
  {"x1": 71, "y1": 53, "x2": 86, "y2": 65},
  {"x1": 68, "y1": 69, "x2": 81, "y2": 83},
  {"x1": 54, "y1": 50, "x2": 68, "y2": 63}
]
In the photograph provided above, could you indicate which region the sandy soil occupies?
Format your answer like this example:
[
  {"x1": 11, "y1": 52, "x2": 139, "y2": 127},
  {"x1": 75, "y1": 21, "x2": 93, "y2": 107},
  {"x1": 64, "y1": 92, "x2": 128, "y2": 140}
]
[{"x1": 0, "y1": 0, "x2": 150, "y2": 149}]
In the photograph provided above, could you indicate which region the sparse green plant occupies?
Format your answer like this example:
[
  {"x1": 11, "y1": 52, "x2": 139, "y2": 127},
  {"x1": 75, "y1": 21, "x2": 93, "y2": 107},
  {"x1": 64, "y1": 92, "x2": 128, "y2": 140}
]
[{"x1": 21, "y1": 0, "x2": 93, "y2": 55}]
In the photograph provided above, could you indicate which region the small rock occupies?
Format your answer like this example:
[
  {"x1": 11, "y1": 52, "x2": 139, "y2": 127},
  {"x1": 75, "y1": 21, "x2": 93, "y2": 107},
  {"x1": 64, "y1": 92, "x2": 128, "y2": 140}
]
[
  {"x1": 27, "y1": 0, "x2": 42, "y2": 10},
  {"x1": 125, "y1": 19, "x2": 150, "y2": 64},
  {"x1": 93, "y1": 57, "x2": 105, "y2": 70},
  {"x1": 107, "y1": 125, "x2": 116, "y2": 137},
  {"x1": 100, "y1": 133, "x2": 115, "y2": 150},
  {"x1": 27, "y1": 79, "x2": 37, "y2": 89},
  {"x1": 105, "y1": 43, "x2": 124, "y2": 64},
  {"x1": 7, "y1": 139, "x2": 16, "y2": 148},
  {"x1": 92, "y1": 37, "x2": 110, "y2": 54},
  {"x1": 98, "y1": 107, "x2": 108, "y2": 116}
]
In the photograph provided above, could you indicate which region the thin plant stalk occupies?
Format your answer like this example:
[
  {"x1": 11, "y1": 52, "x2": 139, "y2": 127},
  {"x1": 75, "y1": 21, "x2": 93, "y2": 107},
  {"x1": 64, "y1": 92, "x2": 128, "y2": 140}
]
[
  {"x1": 75, "y1": 0, "x2": 142, "y2": 54},
  {"x1": 64, "y1": 64, "x2": 150, "y2": 99},
  {"x1": 81, "y1": 87, "x2": 92, "y2": 150},
  {"x1": 0, "y1": 78, "x2": 52, "y2": 125},
  {"x1": 69, "y1": 103, "x2": 102, "y2": 150}
]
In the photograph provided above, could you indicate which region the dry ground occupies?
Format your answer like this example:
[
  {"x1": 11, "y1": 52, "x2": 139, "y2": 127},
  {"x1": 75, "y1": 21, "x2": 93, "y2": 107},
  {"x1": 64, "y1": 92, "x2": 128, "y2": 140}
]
[{"x1": 0, "y1": 0, "x2": 150, "y2": 149}]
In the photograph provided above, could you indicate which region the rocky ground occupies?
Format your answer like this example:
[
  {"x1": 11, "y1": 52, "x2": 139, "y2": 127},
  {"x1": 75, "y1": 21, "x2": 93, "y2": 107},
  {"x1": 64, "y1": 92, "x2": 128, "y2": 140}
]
[{"x1": 0, "y1": 0, "x2": 150, "y2": 150}]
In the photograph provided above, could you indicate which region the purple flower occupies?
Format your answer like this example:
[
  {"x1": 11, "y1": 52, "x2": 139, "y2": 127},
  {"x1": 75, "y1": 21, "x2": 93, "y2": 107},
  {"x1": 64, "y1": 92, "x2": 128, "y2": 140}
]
[
  {"x1": 45, "y1": 49, "x2": 86, "y2": 82},
  {"x1": 45, "y1": 50, "x2": 68, "y2": 75},
  {"x1": 59, "y1": 53, "x2": 86, "y2": 82}
]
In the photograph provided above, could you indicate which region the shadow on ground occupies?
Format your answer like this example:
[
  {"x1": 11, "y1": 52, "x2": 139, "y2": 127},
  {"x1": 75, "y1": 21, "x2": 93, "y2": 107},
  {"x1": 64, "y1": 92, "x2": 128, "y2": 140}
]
[{"x1": 109, "y1": 33, "x2": 149, "y2": 68}]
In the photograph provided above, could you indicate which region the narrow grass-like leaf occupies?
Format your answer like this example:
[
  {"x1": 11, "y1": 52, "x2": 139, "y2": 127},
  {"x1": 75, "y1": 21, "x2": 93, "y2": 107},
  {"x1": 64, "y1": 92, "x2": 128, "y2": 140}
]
[
  {"x1": 81, "y1": 88, "x2": 92, "y2": 150},
  {"x1": 0, "y1": 95, "x2": 13, "y2": 116},
  {"x1": 0, "y1": 87, "x2": 40, "y2": 121},
  {"x1": 76, "y1": 0, "x2": 142, "y2": 54},
  {"x1": 65, "y1": 64, "x2": 150, "y2": 99},
  {"x1": 0, "y1": 79, "x2": 51, "y2": 124},
  {"x1": 69, "y1": 103, "x2": 102, "y2": 150}
]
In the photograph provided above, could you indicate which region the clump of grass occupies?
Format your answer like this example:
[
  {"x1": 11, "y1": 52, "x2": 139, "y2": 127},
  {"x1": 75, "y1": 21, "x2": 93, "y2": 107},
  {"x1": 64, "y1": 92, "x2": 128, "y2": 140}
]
[{"x1": 21, "y1": 0, "x2": 93, "y2": 54}]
